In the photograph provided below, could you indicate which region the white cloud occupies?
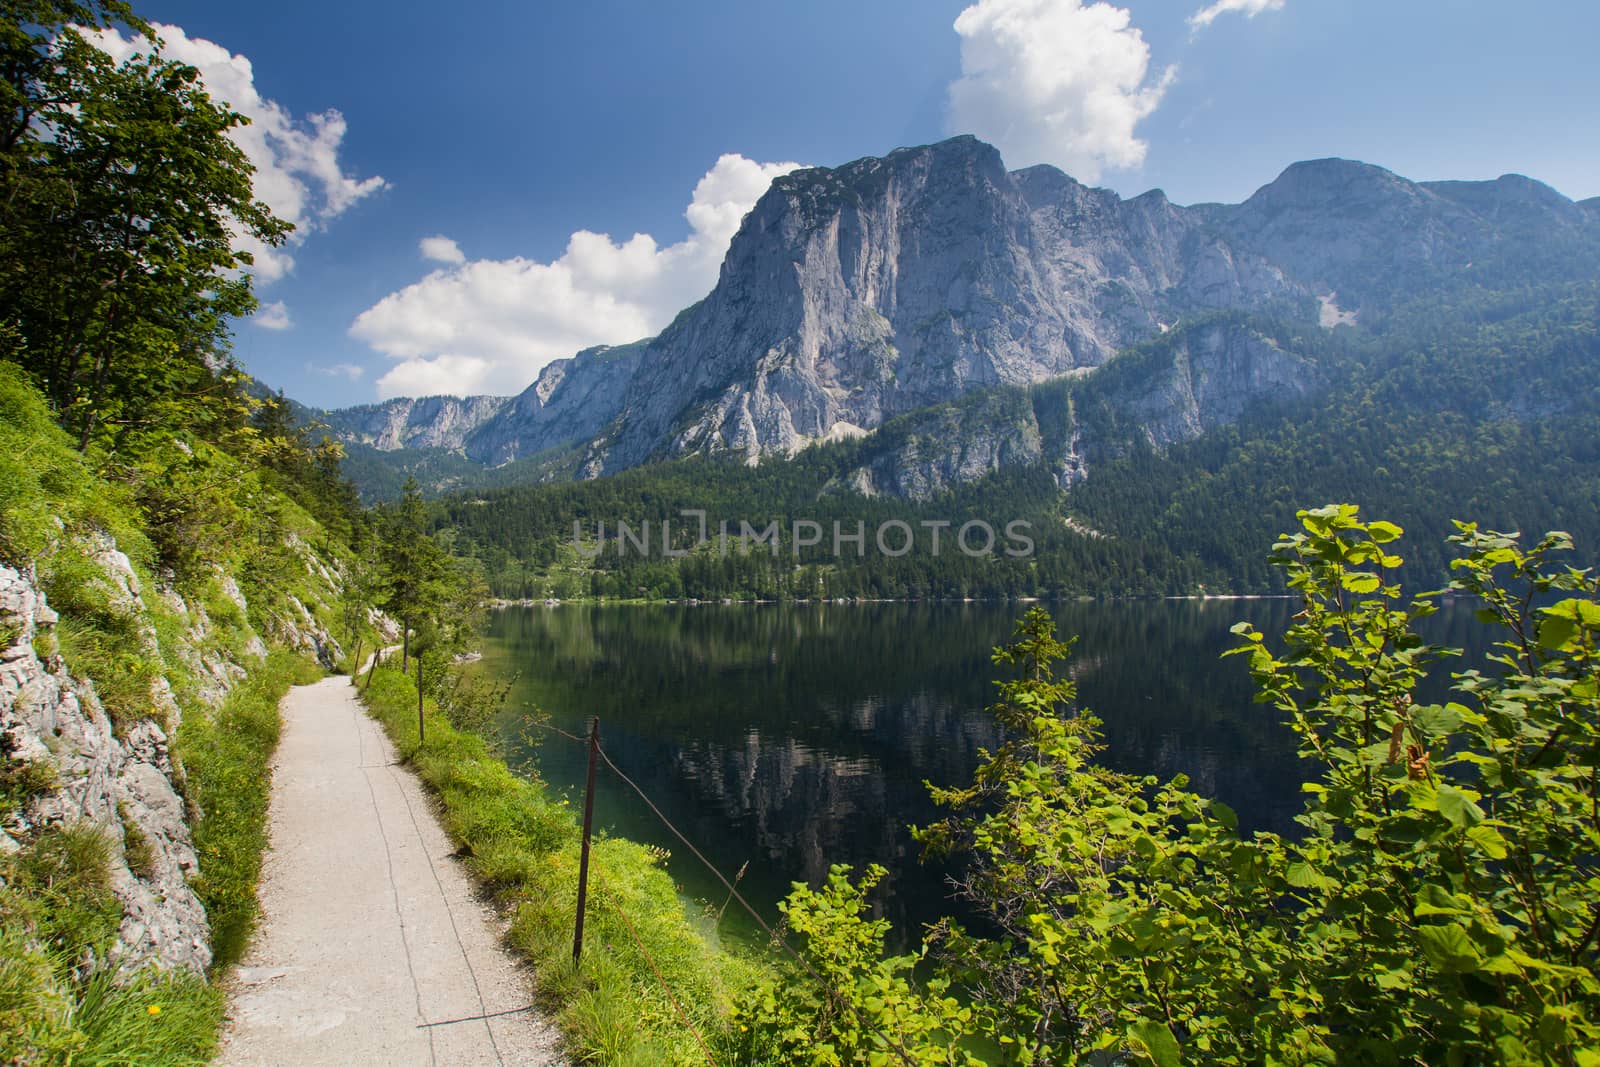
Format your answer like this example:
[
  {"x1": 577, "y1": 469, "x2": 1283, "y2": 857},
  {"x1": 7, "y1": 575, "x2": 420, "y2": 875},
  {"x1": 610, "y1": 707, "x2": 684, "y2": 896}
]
[
  {"x1": 946, "y1": 0, "x2": 1174, "y2": 182},
  {"x1": 84, "y1": 23, "x2": 387, "y2": 283},
  {"x1": 309, "y1": 361, "x2": 366, "y2": 381},
  {"x1": 420, "y1": 235, "x2": 466, "y2": 265},
  {"x1": 352, "y1": 153, "x2": 802, "y2": 399},
  {"x1": 1189, "y1": 0, "x2": 1285, "y2": 31},
  {"x1": 254, "y1": 300, "x2": 292, "y2": 330}
]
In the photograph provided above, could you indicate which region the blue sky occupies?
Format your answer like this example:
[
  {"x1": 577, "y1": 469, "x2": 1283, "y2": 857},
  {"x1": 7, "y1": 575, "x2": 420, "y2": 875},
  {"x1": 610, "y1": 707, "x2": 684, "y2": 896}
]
[{"x1": 124, "y1": 0, "x2": 1600, "y2": 407}]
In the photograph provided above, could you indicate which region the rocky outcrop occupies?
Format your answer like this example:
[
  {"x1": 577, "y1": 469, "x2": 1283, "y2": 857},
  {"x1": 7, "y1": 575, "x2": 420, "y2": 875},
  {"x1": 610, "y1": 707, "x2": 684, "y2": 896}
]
[
  {"x1": 313, "y1": 138, "x2": 1600, "y2": 497},
  {"x1": 1, "y1": 563, "x2": 210, "y2": 972},
  {"x1": 846, "y1": 390, "x2": 1047, "y2": 501},
  {"x1": 1094, "y1": 321, "x2": 1317, "y2": 452},
  {"x1": 316, "y1": 393, "x2": 510, "y2": 453},
  {"x1": 0, "y1": 535, "x2": 352, "y2": 974}
]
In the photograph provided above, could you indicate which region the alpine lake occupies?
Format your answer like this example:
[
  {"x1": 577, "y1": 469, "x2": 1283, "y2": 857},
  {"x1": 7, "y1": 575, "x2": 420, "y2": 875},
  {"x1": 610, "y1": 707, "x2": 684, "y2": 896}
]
[{"x1": 478, "y1": 598, "x2": 1492, "y2": 947}]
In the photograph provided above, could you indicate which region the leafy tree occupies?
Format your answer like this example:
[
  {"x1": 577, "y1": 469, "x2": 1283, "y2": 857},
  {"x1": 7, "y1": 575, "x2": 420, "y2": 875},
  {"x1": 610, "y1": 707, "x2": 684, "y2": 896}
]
[
  {"x1": 0, "y1": 1, "x2": 289, "y2": 447},
  {"x1": 378, "y1": 476, "x2": 452, "y2": 667}
]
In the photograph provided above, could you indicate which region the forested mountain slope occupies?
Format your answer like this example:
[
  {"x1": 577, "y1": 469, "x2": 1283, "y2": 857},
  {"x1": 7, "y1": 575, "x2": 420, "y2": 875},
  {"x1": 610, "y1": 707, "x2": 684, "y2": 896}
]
[{"x1": 435, "y1": 284, "x2": 1600, "y2": 599}]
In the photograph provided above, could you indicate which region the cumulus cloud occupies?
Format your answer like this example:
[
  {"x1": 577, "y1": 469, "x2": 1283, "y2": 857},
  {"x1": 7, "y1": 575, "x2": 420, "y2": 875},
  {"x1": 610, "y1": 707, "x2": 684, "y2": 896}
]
[
  {"x1": 1189, "y1": 0, "x2": 1285, "y2": 31},
  {"x1": 253, "y1": 300, "x2": 292, "y2": 330},
  {"x1": 946, "y1": 0, "x2": 1174, "y2": 182},
  {"x1": 85, "y1": 23, "x2": 387, "y2": 283},
  {"x1": 420, "y1": 235, "x2": 466, "y2": 265},
  {"x1": 352, "y1": 154, "x2": 802, "y2": 398}
]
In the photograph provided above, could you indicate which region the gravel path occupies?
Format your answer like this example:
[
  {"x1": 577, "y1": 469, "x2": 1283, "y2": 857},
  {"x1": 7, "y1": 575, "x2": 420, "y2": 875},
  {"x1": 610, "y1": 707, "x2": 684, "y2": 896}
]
[{"x1": 216, "y1": 672, "x2": 564, "y2": 1066}]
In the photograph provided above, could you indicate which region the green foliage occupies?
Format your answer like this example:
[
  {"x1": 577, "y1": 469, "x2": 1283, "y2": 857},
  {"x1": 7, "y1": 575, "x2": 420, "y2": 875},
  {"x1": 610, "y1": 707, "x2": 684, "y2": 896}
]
[
  {"x1": 4, "y1": 824, "x2": 120, "y2": 964},
  {"x1": 360, "y1": 662, "x2": 765, "y2": 1065},
  {"x1": 0, "y1": 924, "x2": 80, "y2": 1063},
  {"x1": 0, "y1": 0, "x2": 289, "y2": 448},
  {"x1": 65, "y1": 965, "x2": 223, "y2": 1067},
  {"x1": 0, "y1": 746, "x2": 58, "y2": 816},
  {"x1": 250, "y1": 389, "x2": 364, "y2": 542},
  {"x1": 178, "y1": 650, "x2": 320, "y2": 970},
  {"x1": 739, "y1": 510, "x2": 1600, "y2": 1065},
  {"x1": 379, "y1": 476, "x2": 458, "y2": 653},
  {"x1": 425, "y1": 657, "x2": 516, "y2": 739},
  {"x1": 1226, "y1": 507, "x2": 1600, "y2": 1061},
  {"x1": 0, "y1": 819, "x2": 222, "y2": 1066},
  {"x1": 733, "y1": 864, "x2": 983, "y2": 1066},
  {"x1": 0, "y1": 359, "x2": 149, "y2": 566}
]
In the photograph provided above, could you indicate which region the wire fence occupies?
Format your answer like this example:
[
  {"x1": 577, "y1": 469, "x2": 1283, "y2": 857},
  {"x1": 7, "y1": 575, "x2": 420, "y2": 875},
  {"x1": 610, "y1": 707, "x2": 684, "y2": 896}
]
[{"x1": 526, "y1": 716, "x2": 921, "y2": 1067}]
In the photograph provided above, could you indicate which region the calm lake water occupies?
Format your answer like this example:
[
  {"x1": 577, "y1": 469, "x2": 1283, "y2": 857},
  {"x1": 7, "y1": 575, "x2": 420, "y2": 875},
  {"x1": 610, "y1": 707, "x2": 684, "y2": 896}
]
[{"x1": 479, "y1": 599, "x2": 1487, "y2": 943}]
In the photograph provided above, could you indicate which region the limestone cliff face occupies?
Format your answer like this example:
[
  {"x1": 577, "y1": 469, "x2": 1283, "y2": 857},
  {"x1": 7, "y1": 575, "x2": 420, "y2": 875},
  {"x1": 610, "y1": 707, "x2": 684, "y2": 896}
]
[
  {"x1": 588, "y1": 136, "x2": 1303, "y2": 471},
  {"x1": 315, "y1": 138, "x2": 1599, "y2": 496},
  {"x1": 845, "y1": 320, "x2": 1317, "y2": 501},
  {"x1": 314, "y1": 393, "x2": 510, "y2": 452},
  {"x1": 0, "y1": 536, "x2": 350, "y2": 974}
]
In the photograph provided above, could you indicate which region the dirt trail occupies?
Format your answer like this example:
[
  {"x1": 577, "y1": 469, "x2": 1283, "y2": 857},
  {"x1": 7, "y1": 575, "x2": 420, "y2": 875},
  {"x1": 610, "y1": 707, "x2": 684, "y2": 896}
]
[{"x1": 216, "y1": 672, "x2": 564, "y2": 1066}]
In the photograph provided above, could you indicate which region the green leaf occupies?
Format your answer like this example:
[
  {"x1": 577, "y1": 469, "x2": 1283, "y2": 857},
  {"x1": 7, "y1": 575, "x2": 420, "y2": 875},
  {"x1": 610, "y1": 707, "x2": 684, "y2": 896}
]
[
  {"x1": 1538, "y1": 614, "x2": 1578, "y2": 650},
  {"x1": 1285, "y1": 861, "x2": 1335, "y2": 891},
  {"x1": 1341, "y1": 572, "x2": 1381, "y2": 594},
  {"x1": 1368, "y1": 521, "x2": 1404, "y2": 544},
  {"x1": 1417, "y1": 923, "x2": 1483, "y2": 973},
  {"x1": 1465, "y1": 824, "x2": 1508, "y2": 859},
  {"x1": 1414, "y1": 883, "x2": 1471, "y2": 917},
  {"x1": 1127, "y1": 1020, "x2": 1182, "y2": 1067},
  {"x1": 1435, "y1": 784, "x2": 1484, "y2": 828},
  {"x1": 1411, "y1": 703, "x2": 1464, "y2": 737}
]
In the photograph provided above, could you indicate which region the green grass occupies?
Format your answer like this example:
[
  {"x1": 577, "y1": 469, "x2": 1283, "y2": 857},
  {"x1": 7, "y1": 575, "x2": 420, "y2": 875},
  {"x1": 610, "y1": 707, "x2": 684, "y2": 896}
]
[
  {"x1": 178, "y1": 649, "x2": 323, "y2": 970},
  {"x1": 0, "y1": 825, "x2": 224, "y2": 1067},
  {"x1": 361, "y1": 665, "x2": 767, "y2": 1065},
  {"x1": 118, "y1": 803, "x2": 157, "y2": 881},
  {"x1": 0, "y1": 362, "x2": 151, "y2": 570}
]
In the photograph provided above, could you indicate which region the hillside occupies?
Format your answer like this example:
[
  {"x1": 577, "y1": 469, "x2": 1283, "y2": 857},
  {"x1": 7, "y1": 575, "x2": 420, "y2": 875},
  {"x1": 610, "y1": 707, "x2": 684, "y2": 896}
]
[{"x1": 0, "y1": 361, "x2": 386, "y2": 1061}]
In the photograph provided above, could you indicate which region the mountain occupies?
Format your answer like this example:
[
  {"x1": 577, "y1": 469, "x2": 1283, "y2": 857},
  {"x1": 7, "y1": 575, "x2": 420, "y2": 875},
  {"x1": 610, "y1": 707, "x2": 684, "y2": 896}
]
[{"x1": 306, "y1": 137, "x2": 1600, "y2": 500}]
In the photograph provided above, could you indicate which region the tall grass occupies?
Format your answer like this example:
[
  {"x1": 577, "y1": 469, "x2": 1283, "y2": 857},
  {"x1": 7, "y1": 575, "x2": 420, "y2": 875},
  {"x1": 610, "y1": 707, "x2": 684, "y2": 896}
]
[
  {"x1": 178, "y1": 649, "x2": 323, "y2": 969},
  {"x1": 0, "y1": 362, "x2": 150, "y2": 568},
  {"x1": 361, "y1": 665, "x2": 767, "y2": 1065},
  {"x1": 0, "y1": 825, "x2": 223, "y2": 1066}
]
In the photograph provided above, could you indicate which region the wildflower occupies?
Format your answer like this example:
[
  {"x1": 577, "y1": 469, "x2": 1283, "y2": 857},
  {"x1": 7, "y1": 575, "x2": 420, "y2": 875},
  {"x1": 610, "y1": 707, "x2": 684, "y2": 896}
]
[{"x1": 148, "y1": 1004, "x2": 162, "y2": 1016}]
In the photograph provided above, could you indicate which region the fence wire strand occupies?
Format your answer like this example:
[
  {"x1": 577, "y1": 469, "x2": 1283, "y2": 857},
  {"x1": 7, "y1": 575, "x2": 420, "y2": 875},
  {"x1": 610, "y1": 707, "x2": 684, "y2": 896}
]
[
  {"x1": 592, "y1": 868, "x2": 718, "y2": 1066},
  {"x1": 525, "y1": 717, "x2": 589, "y2": 746},
  {"x1": 593, "y1": 744, "x2": 920, "y2": 1067},
  {"x1": 527, "y1": 713, "x2": 919, "y2": 1066}
]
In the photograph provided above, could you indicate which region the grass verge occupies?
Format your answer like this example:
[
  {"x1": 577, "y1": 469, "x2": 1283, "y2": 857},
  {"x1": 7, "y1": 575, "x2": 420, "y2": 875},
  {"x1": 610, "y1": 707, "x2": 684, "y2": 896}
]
[
  {"x1": 178, "y1": 649, "x2": 323, "y2": 970},
  {"x1": 360, "y1": 664, "x2": 767, "y2": 1065}
]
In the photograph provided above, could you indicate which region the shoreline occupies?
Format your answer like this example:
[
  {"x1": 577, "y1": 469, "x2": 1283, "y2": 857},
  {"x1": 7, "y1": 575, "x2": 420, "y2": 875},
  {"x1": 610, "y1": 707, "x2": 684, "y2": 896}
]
[{"x1": 485, "y1": 592, "x2": 1301, "y2": 609}]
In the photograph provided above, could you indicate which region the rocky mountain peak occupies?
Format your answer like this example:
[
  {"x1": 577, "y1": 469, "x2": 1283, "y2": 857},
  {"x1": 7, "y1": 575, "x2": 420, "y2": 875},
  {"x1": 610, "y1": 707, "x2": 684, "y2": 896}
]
[{"x1": 310, "y1": 137, "x2": 1600, "y2": 498}]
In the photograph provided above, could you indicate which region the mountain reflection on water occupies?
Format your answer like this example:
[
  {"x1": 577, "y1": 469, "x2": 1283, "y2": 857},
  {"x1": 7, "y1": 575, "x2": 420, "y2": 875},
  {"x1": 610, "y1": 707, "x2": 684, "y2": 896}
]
[{"x1": 479, "y1": 599, "x2": 1484, "y2": 945}]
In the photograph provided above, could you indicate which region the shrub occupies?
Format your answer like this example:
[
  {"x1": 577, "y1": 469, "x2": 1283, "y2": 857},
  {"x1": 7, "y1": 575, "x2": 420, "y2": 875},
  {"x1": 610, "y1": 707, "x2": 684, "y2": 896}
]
[{"x1": 742, "y1": 507, "x2": 1600, "y2": 1065}]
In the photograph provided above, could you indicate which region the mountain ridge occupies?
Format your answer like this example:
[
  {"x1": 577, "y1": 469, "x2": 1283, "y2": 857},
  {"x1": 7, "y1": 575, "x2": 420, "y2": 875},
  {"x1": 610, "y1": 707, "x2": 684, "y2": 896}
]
[{"x1": 302, "y1": 137, "x2": 1600, "y2": 499}]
